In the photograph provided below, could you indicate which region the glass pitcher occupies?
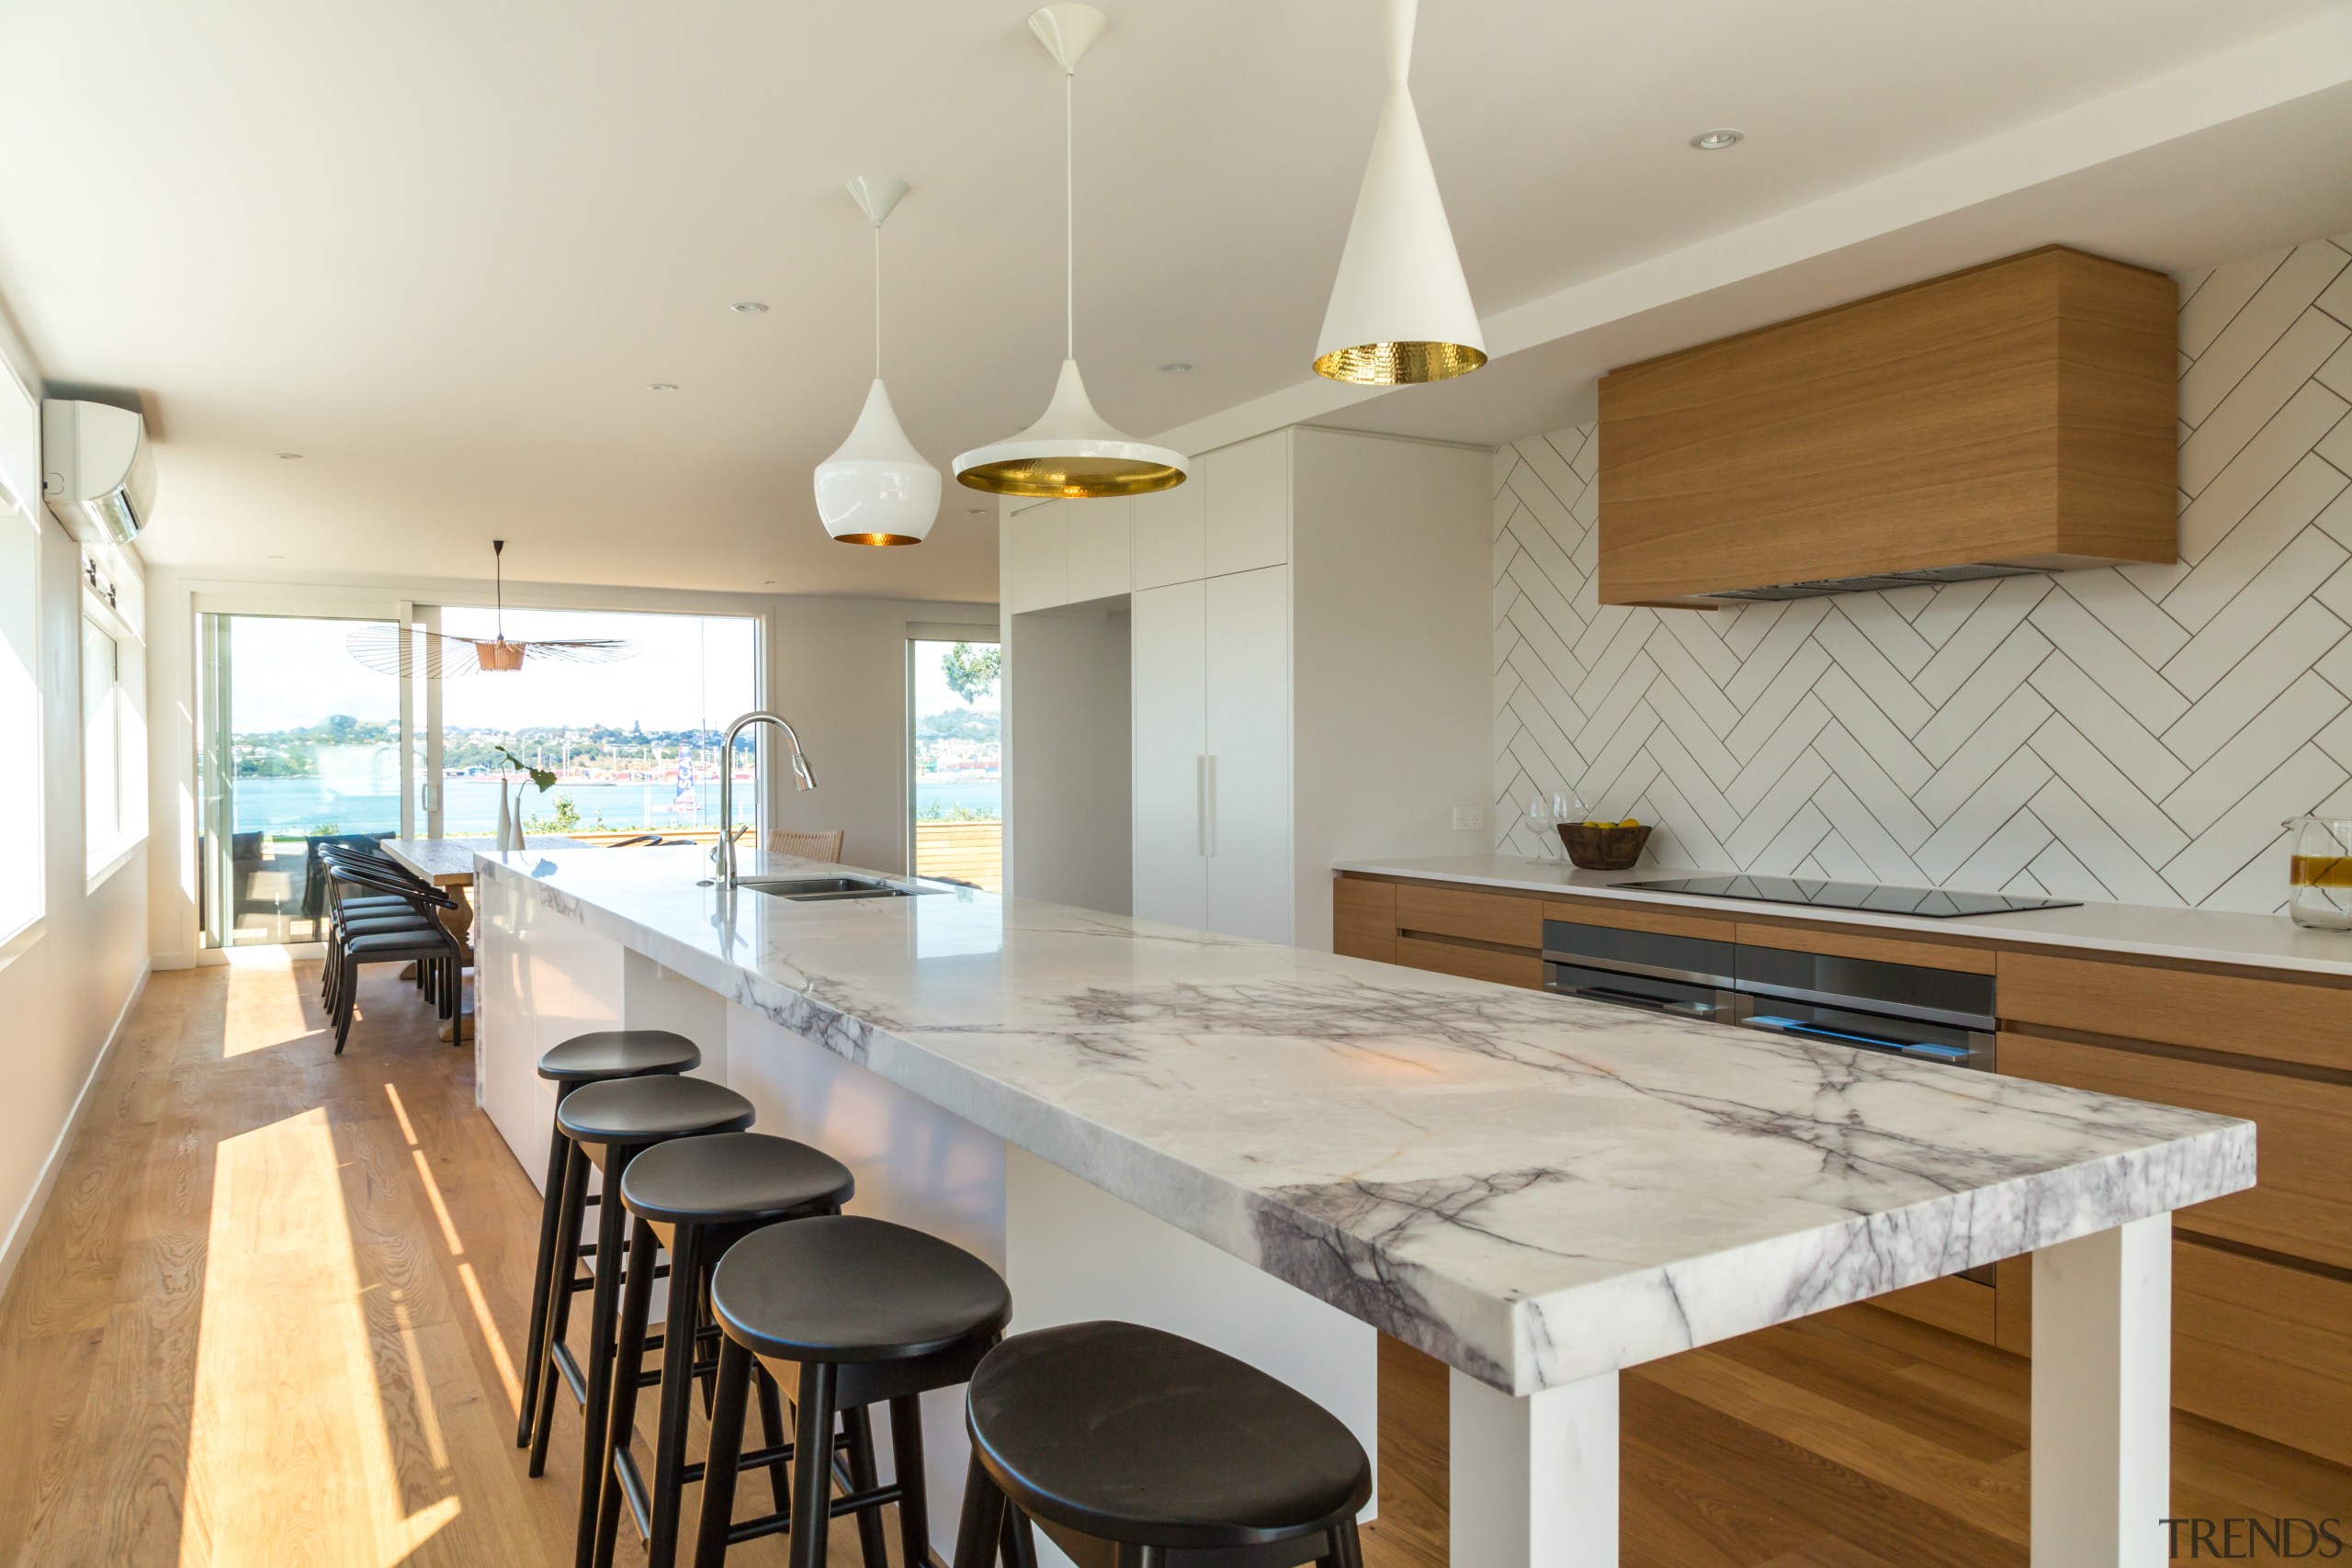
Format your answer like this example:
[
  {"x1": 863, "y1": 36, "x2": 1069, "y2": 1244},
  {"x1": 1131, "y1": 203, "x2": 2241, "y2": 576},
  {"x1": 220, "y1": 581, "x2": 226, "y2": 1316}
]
[{"x1": 2285, "y1": 817, "x2": 2352, "y2": 930}]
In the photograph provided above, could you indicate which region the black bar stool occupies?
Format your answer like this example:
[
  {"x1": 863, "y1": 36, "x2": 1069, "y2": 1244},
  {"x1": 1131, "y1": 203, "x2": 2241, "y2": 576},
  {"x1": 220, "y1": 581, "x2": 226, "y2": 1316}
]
[
  {"x1": 516, "y1": 1031, "x2": 703, "y2": 1456},
  {"x1": 692, "y1": 1214, "x2": 1014, "y2": 1568},
  {"x1": 534, "y1": 1074, "x2": 758, "y2": 1568},
  {"x1": 592, "y1": 1132, "x2": 858, "y2": 1568},
  {"x1": 953, "y1": 1321, "x2": 1371, "y2": 1568}
]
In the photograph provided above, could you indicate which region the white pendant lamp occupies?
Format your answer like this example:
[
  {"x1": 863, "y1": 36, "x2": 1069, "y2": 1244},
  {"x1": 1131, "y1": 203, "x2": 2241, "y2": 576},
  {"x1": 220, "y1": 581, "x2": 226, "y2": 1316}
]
[
  {"x1": 1313, "y1": 0, "x2": 1487, "y2": 385},
  {"x1": 954, "y1": 5, "x2": 1188, "y2": 500},
  {"x1": 815, "y1": 175, "x2": 943, "y2": 546}
]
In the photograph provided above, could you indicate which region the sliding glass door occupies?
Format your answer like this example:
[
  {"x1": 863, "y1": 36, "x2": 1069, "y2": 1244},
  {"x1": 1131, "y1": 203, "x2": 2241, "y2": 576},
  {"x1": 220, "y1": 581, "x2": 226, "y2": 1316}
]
[
  {"x1": 197, "y1": 603, "x2": 763, "y2": 948},
  {"x1": 197, "y1": 613, "x2": 402, "y2": 946}
]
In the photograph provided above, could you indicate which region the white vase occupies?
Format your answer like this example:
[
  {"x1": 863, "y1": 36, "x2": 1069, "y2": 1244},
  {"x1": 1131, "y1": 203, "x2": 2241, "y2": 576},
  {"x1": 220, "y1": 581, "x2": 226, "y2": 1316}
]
[{"x1": 495, "y1": 783, "x2": 517, "y2": 851}]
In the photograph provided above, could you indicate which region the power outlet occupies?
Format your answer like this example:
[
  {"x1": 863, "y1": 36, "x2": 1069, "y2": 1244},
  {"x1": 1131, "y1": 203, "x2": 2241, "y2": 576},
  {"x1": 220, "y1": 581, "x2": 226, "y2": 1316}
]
[{"x1": 1451, "y1": 806, "x2": 1485, "y2": 831}]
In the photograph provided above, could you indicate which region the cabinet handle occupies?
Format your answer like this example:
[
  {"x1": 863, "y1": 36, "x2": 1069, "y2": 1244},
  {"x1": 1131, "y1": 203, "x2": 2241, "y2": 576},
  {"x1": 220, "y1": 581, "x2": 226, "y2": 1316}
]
[{"x1": 1197, "y1": 754, "x2": 1216, "y2": 857}]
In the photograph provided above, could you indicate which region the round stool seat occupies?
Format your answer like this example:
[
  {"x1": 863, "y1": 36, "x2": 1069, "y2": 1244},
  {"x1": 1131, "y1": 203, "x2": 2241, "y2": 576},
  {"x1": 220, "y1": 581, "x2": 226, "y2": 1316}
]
[
  {"x1": 967, "y1": 1321, "x2": 1372, "y2": 1550},
  {"x1": 711, "y1": 1214, "x2": 1009, "y2": 1364},
  {"x1": 537, "y1": 1029, "x2": 700, "y2": 1083},
  {"x1": 554, "y1": 1074, "x2": 752, "y2": 1146},
  {"x1": 619, "y1": 1132, "x2": 854, "y2": 1227}
]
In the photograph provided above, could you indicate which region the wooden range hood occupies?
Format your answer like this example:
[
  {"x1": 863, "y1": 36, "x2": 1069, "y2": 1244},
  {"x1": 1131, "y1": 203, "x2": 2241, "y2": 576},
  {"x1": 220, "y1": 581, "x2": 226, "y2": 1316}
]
[{"x1": 1596, "y1": 245, "x2": 2178, "y2": 607}]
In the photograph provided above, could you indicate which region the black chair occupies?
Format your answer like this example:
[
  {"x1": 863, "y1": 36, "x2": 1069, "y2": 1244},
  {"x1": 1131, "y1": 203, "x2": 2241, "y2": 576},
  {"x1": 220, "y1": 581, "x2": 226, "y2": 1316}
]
[
  {"x1": 536, "y1": 1075, "x2": 758, "y2": 1568},
  {"x1": 320, "y1": 862, "x2": 466, "y2": 1053},
  {"x1": 692, "y1": 1215, "x2": 1014, "y2": 1568},
  {"x1": 515, "y1": 1031, "x2": 704, "y2": 1461},
  {"x1": 592, "y1": 1133, "x2": 857, "y2": 1568},
  {"x1": 316, "y1": 853, "x2": 451, "y2": 1018},
  {"x1": 953, "y1": 1322, "x2": 1371, "y2": 1568}
]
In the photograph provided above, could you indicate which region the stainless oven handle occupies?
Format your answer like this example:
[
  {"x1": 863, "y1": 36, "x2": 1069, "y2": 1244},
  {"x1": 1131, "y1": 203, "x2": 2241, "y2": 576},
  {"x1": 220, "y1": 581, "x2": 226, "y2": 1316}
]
[
  {"x1": 1542, "y1": 951, "x2": 1736, "y2": 989},
  {"x1": 1560, "y1": 985, "x2": 1726, "y2": 1020},
  {"x1": 1741, "y1": 1013, "x2": 1973, "y2": 1064},
  {"x1": 1734, "y1": 979, "x2": 1994, "y2": 1034}
]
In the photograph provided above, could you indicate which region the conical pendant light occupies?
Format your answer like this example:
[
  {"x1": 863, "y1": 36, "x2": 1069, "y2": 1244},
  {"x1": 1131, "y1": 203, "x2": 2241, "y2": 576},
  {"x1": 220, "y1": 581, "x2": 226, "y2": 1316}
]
[
  {"x1": 1312, "y1": 0, "x2": 1487, "y2": 385},
  {"x1": 954, "y1": 5, "x2": 1188, "y2": 499},
  {"x1": 815, "y1": 175, "x2": 943, "y2": 546}
]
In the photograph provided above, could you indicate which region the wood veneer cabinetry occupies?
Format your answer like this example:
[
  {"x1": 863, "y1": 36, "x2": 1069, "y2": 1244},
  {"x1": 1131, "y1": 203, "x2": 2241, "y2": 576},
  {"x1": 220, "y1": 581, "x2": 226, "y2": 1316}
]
[{"x1": 1596, "y1": 245, "x2": 2178, "y2": 605}]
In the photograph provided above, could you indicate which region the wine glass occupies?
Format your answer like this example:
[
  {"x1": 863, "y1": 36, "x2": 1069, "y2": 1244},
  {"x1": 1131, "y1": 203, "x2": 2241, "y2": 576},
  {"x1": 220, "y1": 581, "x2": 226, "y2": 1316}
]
[{"x1": 1524, "y1": 794, "x2": 1558, "y2": 858}]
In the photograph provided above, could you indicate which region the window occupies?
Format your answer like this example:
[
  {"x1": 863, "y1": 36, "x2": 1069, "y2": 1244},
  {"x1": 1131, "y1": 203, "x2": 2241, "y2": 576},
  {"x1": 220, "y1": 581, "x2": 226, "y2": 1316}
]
[
  {"x1": 82, "y1": 607, "x2": 130, "y2": 873},
  {"x1": 909, "y1": 637, "x2": 1001, "y2": 890}
]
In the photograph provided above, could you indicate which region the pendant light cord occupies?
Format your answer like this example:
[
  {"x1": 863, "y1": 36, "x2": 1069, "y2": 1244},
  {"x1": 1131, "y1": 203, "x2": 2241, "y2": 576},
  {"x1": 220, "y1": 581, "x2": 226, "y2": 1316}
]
[
  {"x1": 872, "y1": 221, "x2": 884, "y2": 378},
  {"x1": 1064, "y1": 68, "x2": 1076, "y2": 361}
]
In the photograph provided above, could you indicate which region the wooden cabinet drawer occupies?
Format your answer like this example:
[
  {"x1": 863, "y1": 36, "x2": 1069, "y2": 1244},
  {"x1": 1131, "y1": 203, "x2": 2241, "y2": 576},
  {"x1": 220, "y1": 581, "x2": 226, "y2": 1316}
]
[
  {"x1": 1394, "y1": 936, "x2": 1544, "y2": 991},
  {"x1": 2000, "y1": 1029, "x2": 2346, "y2": 1270},
  {"x1": 1540, "y1": 898, "x2": 1735, "y2": 943},
  {"x1": 1333, "y1": 878, "x2": 1396, "y2": 964},
  {"x1": 1869, "y1": 1274, "x2": 1997, "y2": 1345},
  {"x1": 1734, "y1": 921, "x2": 1995, "y2": 975},
  {"x1": 1998, "y1": 950, "x2": 2352, "y2": 1073},
  {"x1": 1395, "y1": 884, "x2": 1542, "y2": 950},
  {"x1": 1996, "y1": 1238, "x2": 2352, "y2": 1467},
  {"x1": 2175, "y1": 1241, "x2": 2352, "y2": 1470}
]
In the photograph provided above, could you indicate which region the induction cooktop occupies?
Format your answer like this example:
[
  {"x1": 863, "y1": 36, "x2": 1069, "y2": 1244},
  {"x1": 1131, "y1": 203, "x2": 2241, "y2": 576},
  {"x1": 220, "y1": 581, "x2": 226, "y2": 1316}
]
[{"x1": 1612, "y1": 874, "x2": 2080, "y2": 919}]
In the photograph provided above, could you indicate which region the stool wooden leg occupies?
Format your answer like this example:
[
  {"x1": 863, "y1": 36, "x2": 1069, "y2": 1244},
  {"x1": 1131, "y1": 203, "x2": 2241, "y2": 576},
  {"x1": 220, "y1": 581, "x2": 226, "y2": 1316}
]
[
  {"x1": 594, "y1": 1215, "x2": 661, "y2": 1568},
  {"x1": 888, "y1": 1395, "x2": 929, "y2": 1568},
  {"x1": 1332, "y1": 1518, "x2": 1365, "y2": 1568},
  {"x1": 646, "y1": 1222, "x2": 704, "y2": 1568},
  {"x1": 786, "y1": 1361, "x2": 841, "y2": 1568},
  {"x1": 529, "y1": 1140, "x2": 591, "y2": 1478},
  {"x1": 755, "y1": 1367, "x2": 790, "y2": 1520},
  {"x1": 574, "y1": 1144, "x2": 637, "y2": 1568},
  {"x1": 1002, "y1": 1507, "x2": 1040, "y2": 1568},
  {"x1": 949, "y1": 1452, "x2": 1004, "y2": 1568},
  {"x1": 842, "y1": 1405, "x2": 890, "y2": 1568},
  {"x1": 517, "y1": 1086, "x2": 576, "y2": 1450},
  {"x1": 692, "y1": 1337, "x2": 757, "y2": 1568}
]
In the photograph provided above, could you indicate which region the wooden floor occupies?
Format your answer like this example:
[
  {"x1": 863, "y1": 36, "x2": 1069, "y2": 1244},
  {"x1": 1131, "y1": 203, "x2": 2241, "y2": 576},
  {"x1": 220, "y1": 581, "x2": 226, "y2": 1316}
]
[{"x1": 3, "y1": 959, "x2": 2348, "y2": 1567}]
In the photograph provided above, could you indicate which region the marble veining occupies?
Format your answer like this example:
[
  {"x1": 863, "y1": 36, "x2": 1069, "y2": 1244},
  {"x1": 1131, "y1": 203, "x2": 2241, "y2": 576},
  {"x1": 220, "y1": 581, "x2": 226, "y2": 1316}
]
[{"x1": 473, "y1": 844, "x2": 2253, "y2": 1394}]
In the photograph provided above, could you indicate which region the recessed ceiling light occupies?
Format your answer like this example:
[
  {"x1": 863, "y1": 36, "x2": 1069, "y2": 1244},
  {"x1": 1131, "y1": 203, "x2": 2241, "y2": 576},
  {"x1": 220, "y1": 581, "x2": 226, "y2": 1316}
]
[
  {"x1": 267, "y1": 554, "x2": 286, "y2": 560},
  {"x1": 1690, "y1": 128, "x2": 1744, "y2": 151},
  {"x1": 648, "y1": 382, "x2": 680, "y2": 392},
  {"x1": 277, "y1": 452, "x2": 303, "y2": 460},
  {"x1": 1159, "y1": 362, "x2": 1192, "y2": 374},
  {"x1": 967, "y1": 506, "x2": 989, "y2": 514},
  {"x1": 730, "y1": 301, "x2": 769, "y2": 314}
]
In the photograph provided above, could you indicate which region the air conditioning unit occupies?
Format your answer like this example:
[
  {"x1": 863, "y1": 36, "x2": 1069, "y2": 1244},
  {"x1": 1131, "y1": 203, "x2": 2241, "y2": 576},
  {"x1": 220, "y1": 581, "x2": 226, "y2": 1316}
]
[{"x1": 42, "y1": 399, "x2": 154, "y2": 546}]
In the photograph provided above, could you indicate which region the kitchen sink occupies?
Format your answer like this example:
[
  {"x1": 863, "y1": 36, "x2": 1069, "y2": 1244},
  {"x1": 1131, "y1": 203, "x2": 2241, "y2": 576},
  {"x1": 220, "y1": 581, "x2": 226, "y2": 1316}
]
[{"x1": 735, "y1": 874, "x2": 944, "y2": 901}]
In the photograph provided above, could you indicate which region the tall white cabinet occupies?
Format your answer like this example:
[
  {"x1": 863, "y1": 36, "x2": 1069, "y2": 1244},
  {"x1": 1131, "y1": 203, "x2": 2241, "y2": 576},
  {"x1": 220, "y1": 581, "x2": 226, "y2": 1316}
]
[{"x1": 1004, "y1": 424, "x2": 1492, "y2": 952}]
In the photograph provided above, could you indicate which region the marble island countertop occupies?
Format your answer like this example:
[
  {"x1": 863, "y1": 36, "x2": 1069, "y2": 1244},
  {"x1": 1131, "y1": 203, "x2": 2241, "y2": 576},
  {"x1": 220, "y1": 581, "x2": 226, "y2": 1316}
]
[
  {"x1": 474, "y1": 843, "x2": 2252, "y2": 1395},
  {"x1": 1333, "y1": 853, "x2": 2352, "y2": 977}
]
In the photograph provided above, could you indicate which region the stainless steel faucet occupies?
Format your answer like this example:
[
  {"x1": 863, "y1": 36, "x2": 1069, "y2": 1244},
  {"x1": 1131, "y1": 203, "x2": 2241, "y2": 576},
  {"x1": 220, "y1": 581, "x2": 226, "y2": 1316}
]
[{"x1": 711, "y1": 710, "x2": 818, "y2": 888}]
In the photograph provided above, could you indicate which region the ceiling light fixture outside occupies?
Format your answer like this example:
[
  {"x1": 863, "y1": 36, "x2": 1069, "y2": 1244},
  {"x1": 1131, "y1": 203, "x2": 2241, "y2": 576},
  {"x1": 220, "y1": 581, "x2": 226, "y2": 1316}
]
[
  {"x1": 1312, "y1": 0, "x2": 1486, "y2": 386},
  {"x1": 953, "y1": 5, "x2": 1188, "y2": 500},
  {"x1": 1690, "y1": 127, "x2": 1744, "y2": 150},
  {"x1": 731, "y1": 300, "x2": 770, "y2": 313},
  {"x1": 814, "y1": 175, "x2": 943, "y2": 547}
]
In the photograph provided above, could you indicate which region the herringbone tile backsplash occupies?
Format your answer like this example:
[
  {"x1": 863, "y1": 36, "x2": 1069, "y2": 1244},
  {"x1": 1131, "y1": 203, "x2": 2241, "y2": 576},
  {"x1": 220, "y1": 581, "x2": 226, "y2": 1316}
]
[{"x1": 1493, "y1": 232, "x2": 2352, "y2": 914}]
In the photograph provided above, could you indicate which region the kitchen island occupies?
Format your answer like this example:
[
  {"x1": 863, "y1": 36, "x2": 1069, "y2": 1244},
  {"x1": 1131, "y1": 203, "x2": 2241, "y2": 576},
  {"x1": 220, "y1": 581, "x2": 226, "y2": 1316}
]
[{"x1": 470, "y1": 842, "x2": 2252, "y2": 1568}]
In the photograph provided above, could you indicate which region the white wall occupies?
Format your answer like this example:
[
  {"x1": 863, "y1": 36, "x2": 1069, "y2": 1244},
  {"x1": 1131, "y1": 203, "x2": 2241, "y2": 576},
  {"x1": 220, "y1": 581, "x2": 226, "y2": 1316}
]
[
  {"x1": 140, "y1": 565, "x2": 995, "y2": 965},
  {"x1": 1006, "y1": 601, "x2": 1132, "y2": 915},
  {"x1": 1290, "y1": 429, "x2": 1493, "y2": 951},
  {"x1": 1493, "y1": 231, "x2": 2352, "y2": 913},
  {"x1": 0, "y1": 375, "x2": 152, "y2": 1292}
]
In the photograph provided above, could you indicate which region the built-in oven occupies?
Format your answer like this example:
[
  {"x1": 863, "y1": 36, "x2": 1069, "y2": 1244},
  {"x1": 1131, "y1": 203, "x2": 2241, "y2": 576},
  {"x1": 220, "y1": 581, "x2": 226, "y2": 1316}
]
[
  {"x1": 1729, "y1": 944, "x2": 1997, "y2": 1072},
  {"x1": 1544, "y1": 912, "x2": 2001, "y2": 1287},
  {"x1": 1541, "y1": 919, "x2": 1738, "y2": 1022}
]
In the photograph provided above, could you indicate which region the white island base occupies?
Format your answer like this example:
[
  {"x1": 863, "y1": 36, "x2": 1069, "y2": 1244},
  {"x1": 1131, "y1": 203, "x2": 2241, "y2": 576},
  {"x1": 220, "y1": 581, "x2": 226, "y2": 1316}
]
[{"x1": 472, "y1": 860, "x2": 2196, "y2": 1567}]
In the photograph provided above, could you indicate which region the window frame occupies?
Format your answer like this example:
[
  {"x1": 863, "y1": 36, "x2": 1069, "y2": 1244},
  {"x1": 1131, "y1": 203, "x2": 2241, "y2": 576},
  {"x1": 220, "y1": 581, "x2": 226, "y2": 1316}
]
[{"x1": 81, "y1": 584, "x2": 142, "y2": 886}]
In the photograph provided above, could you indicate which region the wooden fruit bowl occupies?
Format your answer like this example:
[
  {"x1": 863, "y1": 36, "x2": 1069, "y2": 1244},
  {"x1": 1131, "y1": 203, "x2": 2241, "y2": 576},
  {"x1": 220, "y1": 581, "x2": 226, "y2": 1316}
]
[{"x1": 1558, "y1": 821, "x2": 1651, "y2": 871}]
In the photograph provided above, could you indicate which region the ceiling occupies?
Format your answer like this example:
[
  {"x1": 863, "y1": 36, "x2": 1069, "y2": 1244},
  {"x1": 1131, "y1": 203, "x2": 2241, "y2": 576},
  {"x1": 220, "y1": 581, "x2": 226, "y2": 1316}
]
[{"x1": 3, "y1": 1, "x2": 2349, "y2": 604}]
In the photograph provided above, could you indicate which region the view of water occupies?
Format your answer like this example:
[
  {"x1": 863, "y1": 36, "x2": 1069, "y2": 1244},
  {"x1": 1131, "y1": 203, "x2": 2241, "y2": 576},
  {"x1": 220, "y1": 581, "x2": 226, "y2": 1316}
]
[{"x1": 230, "y1": 774, "x2": 1001, "y2": 836}]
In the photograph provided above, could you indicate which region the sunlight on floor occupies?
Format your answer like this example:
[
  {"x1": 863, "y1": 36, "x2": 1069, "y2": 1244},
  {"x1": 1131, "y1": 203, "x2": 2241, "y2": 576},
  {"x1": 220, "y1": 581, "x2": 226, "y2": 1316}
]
[
  {"x1": 220, "y1": 945, "x2": 319, "y2": 1057},
  {"x1": 180, "y1": 1107, "x2": 461, "y2": 1565},
  {"x1": 387, "y1": 1081, "x2": 524, "y2": 1411}
]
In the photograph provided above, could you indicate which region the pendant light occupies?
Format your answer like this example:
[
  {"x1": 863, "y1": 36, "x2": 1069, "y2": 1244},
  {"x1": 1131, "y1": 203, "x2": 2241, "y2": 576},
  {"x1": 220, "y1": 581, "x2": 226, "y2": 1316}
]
[
  {"x1": 815, "y1": 175, "x2": 943, "y2": 546},
  {"x1": 1312, "y1": 0, "x2": 1487, "y2": 385},
  {"x1": 954, "y1": 5, "x2": 1188, "y2": 499}
]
